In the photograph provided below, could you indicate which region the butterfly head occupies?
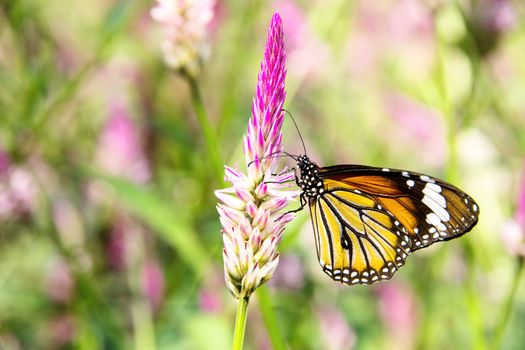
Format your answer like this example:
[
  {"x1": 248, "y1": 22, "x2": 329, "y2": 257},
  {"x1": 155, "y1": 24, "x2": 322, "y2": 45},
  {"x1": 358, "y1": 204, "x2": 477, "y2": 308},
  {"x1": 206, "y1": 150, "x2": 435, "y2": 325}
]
[{"x1": 296, "y1": 155, "x2": 324, "y2": 199}]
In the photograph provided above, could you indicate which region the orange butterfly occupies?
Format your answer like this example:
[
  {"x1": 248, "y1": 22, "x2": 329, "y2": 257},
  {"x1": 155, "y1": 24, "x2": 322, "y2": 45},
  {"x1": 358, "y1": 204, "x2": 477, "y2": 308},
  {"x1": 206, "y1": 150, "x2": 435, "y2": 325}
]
[{"x1": 294, "y1": 155, "x2": 479, "y2": 285}]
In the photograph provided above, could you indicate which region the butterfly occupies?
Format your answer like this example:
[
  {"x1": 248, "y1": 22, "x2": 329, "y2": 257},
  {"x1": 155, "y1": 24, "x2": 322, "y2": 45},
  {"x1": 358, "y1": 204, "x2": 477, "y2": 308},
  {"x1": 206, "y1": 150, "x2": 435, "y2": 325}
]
[{"x1": 293, "y1": 155, "x2": 479, "y2": 285}]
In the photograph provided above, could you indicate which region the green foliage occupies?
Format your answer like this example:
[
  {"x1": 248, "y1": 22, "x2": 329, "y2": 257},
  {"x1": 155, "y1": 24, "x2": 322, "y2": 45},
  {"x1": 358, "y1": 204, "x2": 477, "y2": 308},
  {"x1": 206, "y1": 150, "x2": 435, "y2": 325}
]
[{"x1": 1, "y1": 0, "x2": 525, "y2": 349}]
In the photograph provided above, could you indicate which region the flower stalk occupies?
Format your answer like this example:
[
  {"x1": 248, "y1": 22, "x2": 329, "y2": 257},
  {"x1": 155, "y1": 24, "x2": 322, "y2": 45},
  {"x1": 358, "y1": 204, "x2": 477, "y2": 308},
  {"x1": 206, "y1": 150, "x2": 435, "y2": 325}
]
[
  {"x1": 232, "y1": 296, "x2": 249, "y2": 350},
  {"x1": 186, "y1": 73, "x2": 223, "y2": 181},
  {"x1": 215, "y1": 12, "x2": 298, "y2": 349},
  {"x1": 151, "y1": 0, "x2": 222, "y2": 181},
  {"x1": 496, "y1": 164, "x2": 525, "y2": 347}
]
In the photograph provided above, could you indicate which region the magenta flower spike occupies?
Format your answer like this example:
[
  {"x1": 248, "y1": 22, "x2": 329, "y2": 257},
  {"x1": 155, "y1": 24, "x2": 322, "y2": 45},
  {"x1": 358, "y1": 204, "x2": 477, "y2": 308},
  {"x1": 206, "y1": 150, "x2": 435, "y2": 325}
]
[{"x1": 215, "y1": 13, "x2": 299, "y2": 299}]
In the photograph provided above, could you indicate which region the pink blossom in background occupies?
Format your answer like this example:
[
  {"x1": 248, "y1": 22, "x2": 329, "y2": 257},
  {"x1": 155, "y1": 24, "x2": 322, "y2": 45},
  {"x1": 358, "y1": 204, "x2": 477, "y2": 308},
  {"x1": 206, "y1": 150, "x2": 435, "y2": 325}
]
[
  {"x1": 387, "y1": 0, "x2": 434, "y2": 41},
  {"x1": 318, "y1": 307, "x2": 356, "y2": 350},
  {"x1": 473, "y1": 0, "x2": 515, "y2": 32},
  {"x1": 269, "y1": 254, "x2": 305, "y2": 290},
  {"x1": 96, "y1": 102, "x2": 150, "y2": 184},
  {"x1": 273, "y1": 0, "x2": 306, "y2": 49},
  {"x1": 346, "y1": 0, "x2": 434, "y2": 77},
  {"x1": 106, "y1": 217, "x2": 128, "y2": 270},
  {"x1": 501, "y1": 221, "x2": 525, "y2": 257},
  {"x1": 215, "y1": 13, "x2": 299, "y2": 299},
  {"x1": 0, "y1": 149, "x2": 38, "y2": 220},
  {"x1": 466, "y1": 0, "x2": 516, "y2": 56},
  {"x1": 199, "y1": 289, "x2": 222, "y2": 313},
  {"x1": 377, "y1": 282, "x2": 419, "y2": 350},
  {"x1": 48, "y1": 314, "x2": 75, "y2": 347},
  {"x1": 517, "y1": 174, "x2": 525, "y2": 226},
  {"x1": 0, "y1": 334, "x2": 20, "y2": 350},
  {"x1": 44, "y1": 260, "x2": 75, "y2": 304},
  {"x1": 207, "y1": 0, "x2": 227, "y2": 37},
  {"x1": 385, "y1": 93, "x2": 446, "y2": 167},
  {"x1": 198, "y1": 267, "x2": 224, "y2": 313},
  {"x1": 151, "y1": 0, "x2": 215, "y2": 76},
  {"x1": 105, "y1": 214, "x2": 146, "y2": 271},
  {"x1": 0, "y1": 147, "x2": 10, "y2": 174},
  {"x1": 273, "y1": 0, "x2": 329, "y2": 81},
  {"x1": 140, "y1": 259, "x2": 166, "y2": 311},
  {"x1": 501, "y1": 164, "x2": 525, "y2": 256}
]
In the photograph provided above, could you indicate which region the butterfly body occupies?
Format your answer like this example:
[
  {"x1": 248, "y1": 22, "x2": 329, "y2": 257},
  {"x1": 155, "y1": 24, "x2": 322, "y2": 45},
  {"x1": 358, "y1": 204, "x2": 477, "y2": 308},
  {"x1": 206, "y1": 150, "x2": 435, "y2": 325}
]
[{"x1": 295, "y1": 155, "x2": 479, "y2": 285}]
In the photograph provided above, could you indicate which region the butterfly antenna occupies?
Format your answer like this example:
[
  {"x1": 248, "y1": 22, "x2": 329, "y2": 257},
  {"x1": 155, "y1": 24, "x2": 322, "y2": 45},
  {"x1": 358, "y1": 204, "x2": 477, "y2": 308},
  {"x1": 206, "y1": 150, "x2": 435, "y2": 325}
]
[
  {"x1": 247, "y1": 151, "x2": 297, "y2": 168},
  {"x1": 283, "y1": 109, "x2": 307, "y2": 156}
]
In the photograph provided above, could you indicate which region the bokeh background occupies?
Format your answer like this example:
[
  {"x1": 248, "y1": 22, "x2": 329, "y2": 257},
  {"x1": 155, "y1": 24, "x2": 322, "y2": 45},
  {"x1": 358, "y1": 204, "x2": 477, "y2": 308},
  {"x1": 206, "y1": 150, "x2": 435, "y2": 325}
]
[{"x1": 1, "y1": 0, "x2": 525, "y2": 349}]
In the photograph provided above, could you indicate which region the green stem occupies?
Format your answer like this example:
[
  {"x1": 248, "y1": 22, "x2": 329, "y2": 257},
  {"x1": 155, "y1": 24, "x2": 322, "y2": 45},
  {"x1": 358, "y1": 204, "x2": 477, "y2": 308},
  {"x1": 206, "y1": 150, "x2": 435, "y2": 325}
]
[
  {"x1": 232, "y1": 296, "x2": 250, "y2": 350},
  {"x1": 186, "y1": 73, "x2": 224, "y2": 183},
  {"x1": 492, "y1": 257, "x2": 524, "y2": 349},
  {"x1": 257, "y1": 285, "x2": 287, "y2": 350},
  {"x1": 131, "y1": 300, "x2": 156, "y2": 350},
  {"x1": 128, "y1": 233, "x2": 156, "y2": 350}
]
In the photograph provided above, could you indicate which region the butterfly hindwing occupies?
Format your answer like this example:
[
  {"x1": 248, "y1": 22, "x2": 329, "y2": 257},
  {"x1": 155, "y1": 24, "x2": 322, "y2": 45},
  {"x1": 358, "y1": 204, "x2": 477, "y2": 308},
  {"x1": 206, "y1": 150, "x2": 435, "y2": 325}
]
[{"x1": 310, "y1": 188, "x2": 412, "y2": 285}]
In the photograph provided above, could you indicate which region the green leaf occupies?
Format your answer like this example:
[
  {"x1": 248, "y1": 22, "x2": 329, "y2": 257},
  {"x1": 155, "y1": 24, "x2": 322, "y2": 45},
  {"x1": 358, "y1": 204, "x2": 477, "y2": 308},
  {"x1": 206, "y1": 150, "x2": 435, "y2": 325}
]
[
  {"x1": 256, "y1": 285, "x2": 287, "y2": 350},
  {"x1": 94, "y1": 174, "x2": 209, "y2": 275}
]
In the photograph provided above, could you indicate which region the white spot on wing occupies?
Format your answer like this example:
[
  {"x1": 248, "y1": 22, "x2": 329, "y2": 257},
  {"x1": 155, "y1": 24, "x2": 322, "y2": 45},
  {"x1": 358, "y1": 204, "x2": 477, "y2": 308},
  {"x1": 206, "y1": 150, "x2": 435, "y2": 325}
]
[
  {"x1": 426, "y1": 213, "x2": 441, "y2": 226},
  {"x1": 426, "y1": 183, "x2": 442, "y2": 193},
  {"x1": 420, "y1": 175, "x2": 434, "y2": 183},
  {"x1": 422, "y1": 183, "x2": 446, "y2": 207},
  {"x1": 422, "y1": 183, "x2": 450, "y2": 221},
  {"x1": 422, "y1": 196, "x2": 450, "y2": 222}
]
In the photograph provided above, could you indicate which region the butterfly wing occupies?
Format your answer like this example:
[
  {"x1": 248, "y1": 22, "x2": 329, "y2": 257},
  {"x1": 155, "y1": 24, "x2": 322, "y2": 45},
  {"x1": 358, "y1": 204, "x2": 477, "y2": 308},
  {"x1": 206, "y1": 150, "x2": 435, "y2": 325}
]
[
  {"x1": 309, "y1": 188, "x2": 412, "y2": 285},
  {"x1": 309, "y1": 164, "x2": 479, "y2": 285}
]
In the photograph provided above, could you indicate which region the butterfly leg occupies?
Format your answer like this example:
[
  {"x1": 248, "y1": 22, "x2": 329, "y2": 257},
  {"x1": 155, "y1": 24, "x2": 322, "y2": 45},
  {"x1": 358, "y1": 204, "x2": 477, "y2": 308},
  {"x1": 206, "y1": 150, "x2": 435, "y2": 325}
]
[
  {"x1": 271, "y1": 167, "x2": 296, "y2": 177},
  {"x1": 273, "y1": 195, "x2": 307, "y2": 222},
  {"x1": 264, "y1": 168, "x2": 298, "y2": 185},
  {"x1": 277, "y1": 169, "x2": 305, "y2": 214},
  {"x1": 263, "y1": 179, "x2": 296, "y2": 185}
]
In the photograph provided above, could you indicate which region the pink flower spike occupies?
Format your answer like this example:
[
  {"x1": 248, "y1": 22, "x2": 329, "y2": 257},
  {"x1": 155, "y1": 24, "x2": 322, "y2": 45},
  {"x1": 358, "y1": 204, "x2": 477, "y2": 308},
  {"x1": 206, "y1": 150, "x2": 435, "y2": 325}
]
[
  {"x1": 218, "y1": 205, "x2": 242, "y2": 223},
  {"x1": 140, "y1": 260, "x2": 166, "y2": 311},
  {"x1": 151, "y1": 0, "x2": 216, "y2": 76},
  {"x1": 96, "y1": 103, "x2": 150, "y2": 184},
  {"x1": 215, "y1": 13, "x2": 298, "y2": 299},
  {"x1": 215, "y1": 189, "x2": 246, "y2": 210},
  {"x1": 224, "y1": 166, "x2": 244, "y2": 183},
  {"x1": 245, "y1": 201, "x2": 258, "y2": 218},
  {"x1": 257, "y1": 211, "x2": 270, "y2": 231},
  {"x1": 255, "y1": 182, "x2": 268, "y2": 198},
  {"x1": 235, "y1": 186, "x2": 254, "y2": 203}
]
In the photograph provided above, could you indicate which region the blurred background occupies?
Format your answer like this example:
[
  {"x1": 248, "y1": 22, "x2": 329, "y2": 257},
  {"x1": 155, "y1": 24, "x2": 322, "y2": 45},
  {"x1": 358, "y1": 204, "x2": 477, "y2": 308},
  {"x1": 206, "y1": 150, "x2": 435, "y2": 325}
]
[{"x1": 1, "y1": 0, "x2": 525, "y2": 349}]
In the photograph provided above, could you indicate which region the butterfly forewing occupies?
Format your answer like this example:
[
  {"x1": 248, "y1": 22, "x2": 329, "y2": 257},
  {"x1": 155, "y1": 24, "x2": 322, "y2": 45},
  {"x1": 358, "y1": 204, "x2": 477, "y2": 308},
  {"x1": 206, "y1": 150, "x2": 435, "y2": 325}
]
[
  {"x1": 321, "y1": 165, "x2": 479, "y2": 251},
  {"x1": 297, "y1": 156, "x2": 479, "y2": 286}
]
